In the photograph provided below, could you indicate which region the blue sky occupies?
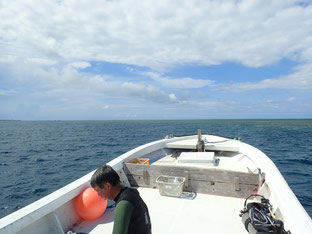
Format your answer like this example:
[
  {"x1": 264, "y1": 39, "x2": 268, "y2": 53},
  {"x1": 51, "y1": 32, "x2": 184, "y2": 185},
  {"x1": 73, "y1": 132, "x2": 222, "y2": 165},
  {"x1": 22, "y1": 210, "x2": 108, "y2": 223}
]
[{"x1": 0, "y1": 0, "x2": 312, "y2": 120}]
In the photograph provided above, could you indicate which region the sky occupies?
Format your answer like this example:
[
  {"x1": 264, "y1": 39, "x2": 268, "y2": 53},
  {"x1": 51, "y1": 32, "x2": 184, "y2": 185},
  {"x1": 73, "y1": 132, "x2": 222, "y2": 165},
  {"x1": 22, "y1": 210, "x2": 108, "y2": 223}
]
[{"x1": 0, "y1": 0, "x2": 312, "y2": 120}]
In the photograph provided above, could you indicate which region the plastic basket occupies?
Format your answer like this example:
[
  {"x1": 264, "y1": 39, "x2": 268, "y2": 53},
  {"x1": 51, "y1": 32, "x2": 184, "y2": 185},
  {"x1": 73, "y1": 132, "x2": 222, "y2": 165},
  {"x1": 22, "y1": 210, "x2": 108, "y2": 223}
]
[
  {"x1": 156, "y1": 175, "x2": 185, "y2": 197},
  {"x1": 128, "y1": 158, "x2": 150, "y2": 165}
]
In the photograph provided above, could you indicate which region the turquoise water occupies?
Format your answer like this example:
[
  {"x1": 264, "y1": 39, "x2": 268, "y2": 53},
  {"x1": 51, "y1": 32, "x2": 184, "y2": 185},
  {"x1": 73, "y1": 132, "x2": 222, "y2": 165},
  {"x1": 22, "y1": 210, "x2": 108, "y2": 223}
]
[{"x1": 0, "y1": 120, "x2": 312, "y2": 218}]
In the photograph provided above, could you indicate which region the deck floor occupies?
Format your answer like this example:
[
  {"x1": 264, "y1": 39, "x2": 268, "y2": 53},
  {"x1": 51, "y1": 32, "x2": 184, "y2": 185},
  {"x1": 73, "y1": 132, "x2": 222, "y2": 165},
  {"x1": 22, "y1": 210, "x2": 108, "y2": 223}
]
[{"x1": 73, "y1": 187, "x2": 248, "y2": 234}]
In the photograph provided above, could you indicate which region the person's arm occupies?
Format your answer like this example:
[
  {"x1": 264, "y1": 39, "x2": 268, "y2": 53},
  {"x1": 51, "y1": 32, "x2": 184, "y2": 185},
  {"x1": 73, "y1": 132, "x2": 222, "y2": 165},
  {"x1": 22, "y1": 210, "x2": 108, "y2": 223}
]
[{"x1": 113, "y1": 200, "x2": 134, "y2": 234}]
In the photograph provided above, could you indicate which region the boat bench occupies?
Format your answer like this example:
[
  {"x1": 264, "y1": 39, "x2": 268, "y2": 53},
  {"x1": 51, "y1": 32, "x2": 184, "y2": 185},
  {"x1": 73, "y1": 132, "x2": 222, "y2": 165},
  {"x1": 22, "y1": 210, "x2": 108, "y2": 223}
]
[{"x1": 123, "y1": 163, "x2": 264, "y2": 198}]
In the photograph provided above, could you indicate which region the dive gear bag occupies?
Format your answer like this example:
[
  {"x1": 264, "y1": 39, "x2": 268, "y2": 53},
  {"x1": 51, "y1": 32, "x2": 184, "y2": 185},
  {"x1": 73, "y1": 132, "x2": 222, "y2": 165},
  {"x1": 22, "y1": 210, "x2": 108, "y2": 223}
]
[{"x1": 239, "y1": 194, "x2": 291, "y2": 234}]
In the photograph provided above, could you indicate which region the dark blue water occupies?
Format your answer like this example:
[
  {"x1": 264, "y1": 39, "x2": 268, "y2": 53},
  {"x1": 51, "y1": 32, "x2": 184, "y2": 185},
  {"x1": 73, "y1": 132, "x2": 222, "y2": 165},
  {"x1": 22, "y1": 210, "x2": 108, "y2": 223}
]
[{"x1": 1, "y1": 120, "x2": 312, "y2": 219}]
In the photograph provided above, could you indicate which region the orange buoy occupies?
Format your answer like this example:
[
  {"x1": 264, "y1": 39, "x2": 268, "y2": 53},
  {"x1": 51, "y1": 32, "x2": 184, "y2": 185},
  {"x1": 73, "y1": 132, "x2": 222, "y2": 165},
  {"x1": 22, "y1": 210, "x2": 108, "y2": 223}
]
[{"x1": 74, "y1": 187, "x2": 107, "y2": 220}]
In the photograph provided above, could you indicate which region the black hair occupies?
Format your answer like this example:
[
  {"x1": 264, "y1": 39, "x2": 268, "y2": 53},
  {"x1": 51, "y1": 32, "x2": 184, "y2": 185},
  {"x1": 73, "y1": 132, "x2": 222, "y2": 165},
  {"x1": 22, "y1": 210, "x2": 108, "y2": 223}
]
[{"x1": 90, "y1": 164, "x2": 120, "y2": 188}]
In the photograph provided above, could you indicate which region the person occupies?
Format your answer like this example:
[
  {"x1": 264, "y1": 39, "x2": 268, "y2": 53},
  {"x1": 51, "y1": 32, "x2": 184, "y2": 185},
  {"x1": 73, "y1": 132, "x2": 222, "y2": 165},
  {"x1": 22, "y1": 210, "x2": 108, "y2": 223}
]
[{"x1": 91, "y1": 164, "x2": 152, "y2": 234}]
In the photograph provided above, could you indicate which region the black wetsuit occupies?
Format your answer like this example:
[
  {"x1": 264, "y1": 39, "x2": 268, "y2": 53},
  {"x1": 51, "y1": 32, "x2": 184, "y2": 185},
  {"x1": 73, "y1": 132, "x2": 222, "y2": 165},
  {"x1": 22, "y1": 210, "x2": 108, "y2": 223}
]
[{"x1": 113, "y1": 187, "x2": 152, "y2": 234}]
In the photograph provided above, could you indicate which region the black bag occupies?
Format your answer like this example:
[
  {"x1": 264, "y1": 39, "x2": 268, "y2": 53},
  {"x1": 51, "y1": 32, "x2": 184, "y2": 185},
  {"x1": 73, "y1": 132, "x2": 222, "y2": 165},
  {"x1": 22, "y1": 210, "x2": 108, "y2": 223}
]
[{"x1": 240, "y1": 195, "x2": 291, "y2": 234}]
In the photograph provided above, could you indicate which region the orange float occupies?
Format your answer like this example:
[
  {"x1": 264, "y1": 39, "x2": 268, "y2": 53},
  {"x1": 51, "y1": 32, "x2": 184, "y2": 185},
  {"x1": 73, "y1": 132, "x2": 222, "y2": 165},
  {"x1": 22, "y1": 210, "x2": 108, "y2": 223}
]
[{"x1": 74, "y1": 187, "x2": 107, "y2": 220}]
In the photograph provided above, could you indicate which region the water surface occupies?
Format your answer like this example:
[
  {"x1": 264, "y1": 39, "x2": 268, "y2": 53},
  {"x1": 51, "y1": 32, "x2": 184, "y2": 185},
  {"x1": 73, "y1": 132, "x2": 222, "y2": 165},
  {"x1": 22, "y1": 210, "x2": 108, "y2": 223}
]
[{"x1": 1, "y1": 120, "x2": 311, "y2": 218}]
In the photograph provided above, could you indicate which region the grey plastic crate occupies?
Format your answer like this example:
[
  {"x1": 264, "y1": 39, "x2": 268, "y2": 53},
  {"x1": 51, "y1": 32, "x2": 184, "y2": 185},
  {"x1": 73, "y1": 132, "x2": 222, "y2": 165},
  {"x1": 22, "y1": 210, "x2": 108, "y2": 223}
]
[{"x1": 156, "y1": 175, "x2": 185, "y2": 197}]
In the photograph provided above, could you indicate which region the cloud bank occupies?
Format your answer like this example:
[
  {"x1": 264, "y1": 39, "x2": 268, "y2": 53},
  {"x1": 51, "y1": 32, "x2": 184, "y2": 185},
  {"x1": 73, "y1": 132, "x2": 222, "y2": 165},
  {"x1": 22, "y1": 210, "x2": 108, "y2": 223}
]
[
  {"x1": 0, "y1": 0, "x2": 312, "y2": 119},
  {"x1": 1, "y1": 0, "x2": 311, "y2": 68}
]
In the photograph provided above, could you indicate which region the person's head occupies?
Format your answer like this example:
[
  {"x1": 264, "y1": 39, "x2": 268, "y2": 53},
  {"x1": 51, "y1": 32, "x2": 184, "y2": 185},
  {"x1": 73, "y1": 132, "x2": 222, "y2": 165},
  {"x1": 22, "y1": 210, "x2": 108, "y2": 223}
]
[{"x1": 90, "y1": 164, "x2": 121, "y2": 200}]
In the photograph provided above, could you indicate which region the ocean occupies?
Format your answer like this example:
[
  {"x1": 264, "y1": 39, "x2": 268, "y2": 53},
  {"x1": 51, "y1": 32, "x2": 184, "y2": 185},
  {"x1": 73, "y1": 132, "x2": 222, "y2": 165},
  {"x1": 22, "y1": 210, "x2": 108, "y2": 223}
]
[{"x1": 0, "y1": 120, "x2": 312, "y2": 219}]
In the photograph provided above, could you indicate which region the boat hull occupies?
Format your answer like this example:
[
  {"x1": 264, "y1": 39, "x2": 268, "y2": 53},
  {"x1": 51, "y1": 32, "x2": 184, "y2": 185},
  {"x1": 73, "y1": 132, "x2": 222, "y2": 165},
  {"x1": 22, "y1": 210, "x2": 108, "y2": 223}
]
[{"x1": 1, "y1": 134, "x2": 311, "y2": 234}]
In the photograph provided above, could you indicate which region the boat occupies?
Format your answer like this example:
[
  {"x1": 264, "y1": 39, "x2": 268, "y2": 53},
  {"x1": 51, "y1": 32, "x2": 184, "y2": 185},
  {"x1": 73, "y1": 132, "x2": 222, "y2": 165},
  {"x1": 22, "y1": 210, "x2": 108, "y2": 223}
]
[{"x1": 1, "y1": 130, "x2": 312, "y2": 234}]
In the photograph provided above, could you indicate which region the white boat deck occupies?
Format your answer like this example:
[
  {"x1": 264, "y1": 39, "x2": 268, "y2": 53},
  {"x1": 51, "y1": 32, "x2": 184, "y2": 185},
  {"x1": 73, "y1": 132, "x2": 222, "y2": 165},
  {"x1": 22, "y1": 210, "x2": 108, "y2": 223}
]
[{"x1": 73, "y1": 187, "x2": 248, "y2": 234}]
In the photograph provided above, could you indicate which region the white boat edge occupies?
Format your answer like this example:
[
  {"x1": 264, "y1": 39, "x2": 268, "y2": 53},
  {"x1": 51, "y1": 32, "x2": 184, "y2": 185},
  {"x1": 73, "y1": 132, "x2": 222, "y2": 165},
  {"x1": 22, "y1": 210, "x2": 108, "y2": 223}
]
[{"x1": 0, "y1": 134, "x2": 312, "y2": 234}]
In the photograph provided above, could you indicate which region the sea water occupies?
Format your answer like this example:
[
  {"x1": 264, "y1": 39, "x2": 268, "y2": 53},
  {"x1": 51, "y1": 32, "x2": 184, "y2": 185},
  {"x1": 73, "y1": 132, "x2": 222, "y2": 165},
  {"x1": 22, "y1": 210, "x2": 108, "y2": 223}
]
[{"x1": 0, "y1": 120, "x2": 312, "y2": 219}]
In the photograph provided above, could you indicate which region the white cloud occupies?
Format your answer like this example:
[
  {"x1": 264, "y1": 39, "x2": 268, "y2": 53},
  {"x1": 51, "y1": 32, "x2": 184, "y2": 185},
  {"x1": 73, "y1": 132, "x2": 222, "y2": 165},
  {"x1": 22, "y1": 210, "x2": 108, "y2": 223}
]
[
  {"x1": 0, "y1": 89, "x2": 17, "y2": 95},
  {"x1": 68, "y1": 62, "x2": 91, "y2": 69},
  {"x1": 120, "y1": 82, "x2": 178, "y2": 103},
  {"x1": 143, "y1": 72, "x2": 214, "y2": 89},
  {"x1": 1, "y1": 1, "x2": 312, "y2": 69},
  {"x1": 217, "y1": 63, "x2": 312, "y2": 91},
  {"x1": 26, "y1": 58, "x2": 58, "y2": 66},
  {"x1": 169, "y1": 93, "x2": 177, "y2": 101},
  {"x1": 5, "y1": 62, "x2": 181, "y2": 105},
  {"x1": 59, "y1": 98, "x2": 69, "y2": 102}
]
